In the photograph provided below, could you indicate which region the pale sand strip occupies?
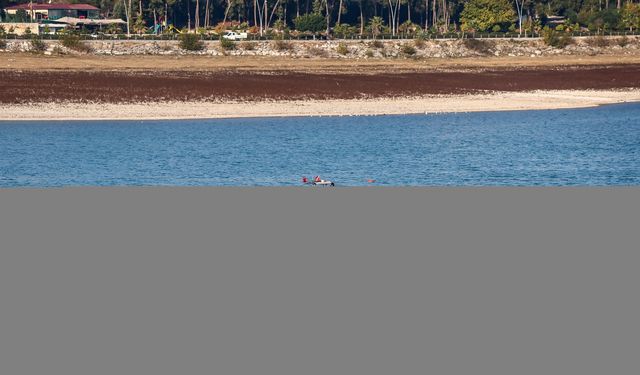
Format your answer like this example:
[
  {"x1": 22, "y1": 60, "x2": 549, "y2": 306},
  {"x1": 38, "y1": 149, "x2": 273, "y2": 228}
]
[{"x1": 1, "y1": 90, "x2": 639, "y2": 121}]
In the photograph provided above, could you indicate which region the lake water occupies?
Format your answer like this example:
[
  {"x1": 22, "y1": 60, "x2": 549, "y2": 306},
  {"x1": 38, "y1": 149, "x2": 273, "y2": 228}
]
[{"x1": 1, "y1": 103, "x2": 639, "y2": 187}]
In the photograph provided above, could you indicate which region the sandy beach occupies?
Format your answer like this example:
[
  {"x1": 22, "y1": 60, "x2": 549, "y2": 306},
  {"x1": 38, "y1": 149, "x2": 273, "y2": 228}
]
[
  {"x1": 1, "y1": 90, "x2": 639, "y2": 120},
  {"x1": 2, "y1": 54, "x2": 640, "y2": 120}
]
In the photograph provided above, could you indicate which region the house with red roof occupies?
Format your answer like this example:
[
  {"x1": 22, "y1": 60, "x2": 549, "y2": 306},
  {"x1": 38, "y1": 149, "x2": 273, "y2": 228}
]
[{"x1": 4, "y1": 3, "x2": 100, "y2": 22}]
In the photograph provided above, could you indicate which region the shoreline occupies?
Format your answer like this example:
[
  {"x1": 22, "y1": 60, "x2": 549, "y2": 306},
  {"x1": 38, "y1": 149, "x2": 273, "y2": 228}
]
[{"x1": 1, "y1": 90, "x2": 639, "y2": 121}]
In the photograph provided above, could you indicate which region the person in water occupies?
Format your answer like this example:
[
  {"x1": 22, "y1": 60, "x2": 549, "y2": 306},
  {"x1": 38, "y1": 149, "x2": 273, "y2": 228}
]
[{"x1": 302, "y1": 176, "x2": 309, "y2": 184}]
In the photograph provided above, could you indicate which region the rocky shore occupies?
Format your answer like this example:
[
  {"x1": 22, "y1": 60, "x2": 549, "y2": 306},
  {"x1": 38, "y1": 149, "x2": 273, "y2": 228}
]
[{"x1": 2, "y1": 36, "x2": 640, "y2": 59}]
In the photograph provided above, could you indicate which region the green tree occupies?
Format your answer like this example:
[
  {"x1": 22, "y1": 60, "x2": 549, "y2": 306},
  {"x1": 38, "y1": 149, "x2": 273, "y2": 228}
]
[
  {"x1": 293, "y1": 13, "x2": 326, "y2": 32},
  {"x1": 0, "y1": 0, "x2": 624, "y2": 36},
  {"x1": 15, "y1": 9, "x2": 29, "y2": 22},
  {"x1": 368, "y1": 16, "x2": 384, "y2": 38},
  {"x1": 460, "y1": 0, "x2": 515, "y2": 32},
  {"x1": 134, "y1": 12, "x2": 147, "y2": 33},
  {"x1": 621, "y1": 3, "x2": 640, "y2": 31},
  {"x1": 587, "y1": 9, "x2": 621, "y2": 32}
]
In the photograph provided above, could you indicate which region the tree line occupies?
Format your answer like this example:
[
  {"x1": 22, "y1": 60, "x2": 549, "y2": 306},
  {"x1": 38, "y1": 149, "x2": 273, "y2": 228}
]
[{"x1": 2, "y1": 0, "x2": 640, "y2": 36}]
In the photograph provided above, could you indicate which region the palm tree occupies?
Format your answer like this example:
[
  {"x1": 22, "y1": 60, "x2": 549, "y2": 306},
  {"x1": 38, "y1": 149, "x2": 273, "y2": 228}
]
[{"x1": 369, "y1": 16, "x2": 384, "y2": 38}]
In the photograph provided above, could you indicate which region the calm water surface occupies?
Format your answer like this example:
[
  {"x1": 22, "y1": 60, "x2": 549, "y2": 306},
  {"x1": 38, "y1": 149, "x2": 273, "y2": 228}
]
[{"x1": 1, "y1": 103, "x2": 639, "y2": 186}]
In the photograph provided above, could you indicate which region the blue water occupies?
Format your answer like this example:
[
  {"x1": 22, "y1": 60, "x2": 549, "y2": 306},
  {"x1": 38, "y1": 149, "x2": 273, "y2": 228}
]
[{"x1": 1, "y1": 103, "x2": 639, "y2": 186}]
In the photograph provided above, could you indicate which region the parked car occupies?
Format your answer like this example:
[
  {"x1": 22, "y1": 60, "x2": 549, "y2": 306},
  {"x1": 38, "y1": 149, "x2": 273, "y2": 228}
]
[{"x1": 222, "y1": 31, "x2": 248, "y2": 40}]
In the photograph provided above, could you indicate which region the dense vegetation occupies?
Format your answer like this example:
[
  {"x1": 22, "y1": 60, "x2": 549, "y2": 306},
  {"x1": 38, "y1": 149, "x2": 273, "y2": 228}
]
[
  {"x1": 1, "y1": 0, "x2": 640, "y2": 36},
  {"x1": 178, "y1": 31, "x2": 205, "y2": 48},
  {"x1": 60, "y1": 32, "x2": 94, "y2": 52}
]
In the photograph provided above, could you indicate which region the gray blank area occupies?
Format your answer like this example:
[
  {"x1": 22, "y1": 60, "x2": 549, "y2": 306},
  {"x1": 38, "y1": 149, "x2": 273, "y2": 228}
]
[{"x1": 1, "y1": 188, "x2": 638, "y2": 375}]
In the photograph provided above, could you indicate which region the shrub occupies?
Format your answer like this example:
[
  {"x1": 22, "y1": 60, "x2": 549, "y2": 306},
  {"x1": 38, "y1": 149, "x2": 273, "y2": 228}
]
[
  {"x1": 336, "y1": 42, "x2": 349, "y2": 55},
  {"x1": 542, "y1": 28, "x2": 573, "y2": 48},
  {"x1": 214, "y1": 21, "x2": 243, "y2": 34},
  {"x1": 369, "y1": 40, "x2": 384, "y2": 49},
  {"x1": 413, "y1": 38, "x2": 426, "y2": 48},
  {"x1": 219, "y1": 36, "x2": 236, "y2": 50},
  {"x1": 401, "y1": 43, "x2": 417, "y2": 56},
  {"x1": 241, "y1": 41, "x2": 256, "y2": 50},
  {"x1": 618, "y1": 36, "x2": 629, "y2": 47},
  {"x1": 365, "y1": 49, "x2": 374, "y2": 58},
  {"x1": 306, "y1": 46, "x2": 328, "y2": 57},
  {"x1": 272, "y1": 19, "x2": 287, "y2": 32},
  {"x1": 178, "y1": 33, "x2": 204, "y2": 51},
  {"x1": 463, "y1": 38, "x2": 494, "y2": 54},
  {"x1": 75, "y1": 42, "x2": 93, "y2": 53},
  {"x1": 106, "y1": 23, "x2": 123, "y2": 34},
  {"x1": 60, "y1": 33, "x2": 92, "y2": 53},
  {"x1": 333, "y1": 23, "x2": 357, "y2": 38},
  {"x1": 273, "y1": 39, "x2": 293, "y2": 51},
  {"x1": 30, "y1": 36, "x2": 46, "y2": 53},
  {"x1": 0, "y1": 39, "x2": 6, "y2": 50},
  {"x1": 52, "y1": 45, "x2": 66, "y2": 55},
  {"x1": 247, "y1": 26, "x2": 260, "y2": 35},
  {"x1": 586, "y1": 35, "x2": 610, "y2": 48},
  {"x1": 559, "y1": 34, "x2": 574, "y2": 48},
  {"x1": 158, "y1": 42, "x2": 173, "y2": 51},
  {"x1": 399, "y1": 20, "x2": 421, "y2": 36},
  {"x1": 294, "y1": 13, "x2": 325, "y2": 33}
]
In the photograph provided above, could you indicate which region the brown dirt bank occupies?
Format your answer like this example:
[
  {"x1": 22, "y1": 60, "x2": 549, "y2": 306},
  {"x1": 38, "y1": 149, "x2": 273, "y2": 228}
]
[
  {"x1": 2, "y1": 54, "x2": 640, "y2": 73},
  {"x1": 2, "y1": 64, "x2": 640, "y2": 104}
]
